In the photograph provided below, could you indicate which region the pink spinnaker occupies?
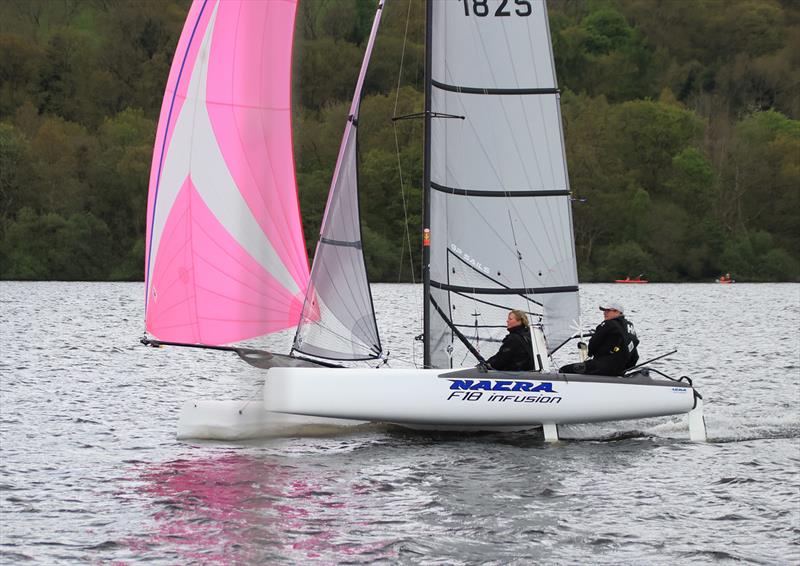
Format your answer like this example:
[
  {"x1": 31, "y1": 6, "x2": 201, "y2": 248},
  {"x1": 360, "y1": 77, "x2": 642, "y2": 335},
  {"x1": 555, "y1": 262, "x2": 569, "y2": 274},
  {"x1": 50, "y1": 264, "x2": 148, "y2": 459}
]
[{"x1": 144, "y1": 0, "x2": 308, "y2": 345}]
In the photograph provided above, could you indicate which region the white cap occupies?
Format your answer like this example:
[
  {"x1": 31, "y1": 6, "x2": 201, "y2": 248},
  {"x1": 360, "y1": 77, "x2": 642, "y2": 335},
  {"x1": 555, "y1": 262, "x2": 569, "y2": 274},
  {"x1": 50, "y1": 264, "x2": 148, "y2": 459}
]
[{"x1": 599, "y1": 302, "x2": 624, "y2": 314}]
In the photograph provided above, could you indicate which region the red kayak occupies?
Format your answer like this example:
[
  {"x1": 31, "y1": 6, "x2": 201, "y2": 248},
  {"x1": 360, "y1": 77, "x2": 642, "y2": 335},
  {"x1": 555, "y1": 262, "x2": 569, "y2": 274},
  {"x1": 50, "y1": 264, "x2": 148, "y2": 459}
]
[{"x1": 614, "y1": 277, "x2": 648, "y2": 284}]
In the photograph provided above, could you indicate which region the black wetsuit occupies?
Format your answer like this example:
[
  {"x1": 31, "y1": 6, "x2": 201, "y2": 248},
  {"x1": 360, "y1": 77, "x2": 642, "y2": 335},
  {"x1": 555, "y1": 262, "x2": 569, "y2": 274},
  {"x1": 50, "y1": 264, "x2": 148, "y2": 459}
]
[
  {"x1": 487, "y1": 325, "x2": 535, "y2": 371},
  {"x1": 561, "y1": 316, "x2": 639, "y2": 376}
]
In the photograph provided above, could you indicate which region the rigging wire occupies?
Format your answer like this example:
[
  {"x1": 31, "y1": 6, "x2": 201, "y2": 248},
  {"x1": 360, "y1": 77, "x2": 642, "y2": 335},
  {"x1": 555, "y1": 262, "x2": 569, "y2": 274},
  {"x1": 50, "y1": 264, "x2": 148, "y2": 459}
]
[
  {"x1": 507, "y1": 208, "x2": 551, "y2": 367},
  {"x1": 507, "y1": 209, "x2": 539, "y2": 325},
  {"x1": 392, "y1": 0, "x2": 417, "y2": 285},
  {"x1": 389, "y1": 0, "x2": 422, "y2": 368}
]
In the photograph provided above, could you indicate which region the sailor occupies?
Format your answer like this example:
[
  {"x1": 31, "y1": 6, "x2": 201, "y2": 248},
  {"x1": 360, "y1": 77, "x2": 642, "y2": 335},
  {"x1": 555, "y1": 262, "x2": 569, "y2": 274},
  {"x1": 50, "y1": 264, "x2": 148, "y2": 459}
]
[
  {"x1": 559, "y1": 302, "x2": 639, "y2": 376},
  {"x1": 486, "y1": 310, "x2": 535, "y2": 371}
]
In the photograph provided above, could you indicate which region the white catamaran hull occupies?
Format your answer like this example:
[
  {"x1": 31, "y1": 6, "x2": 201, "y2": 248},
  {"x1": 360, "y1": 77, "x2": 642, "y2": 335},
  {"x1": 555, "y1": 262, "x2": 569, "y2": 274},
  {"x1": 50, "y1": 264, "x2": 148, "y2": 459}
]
[
  {"x1": 175, "y1": 368, "x2": 706, "y2": 441},
  {"x1": 176, "y1": 400, "x2": 370, "y2": 441},
  {"x1": 263, "y1": 368, "x2": 698, "y2": 427}
]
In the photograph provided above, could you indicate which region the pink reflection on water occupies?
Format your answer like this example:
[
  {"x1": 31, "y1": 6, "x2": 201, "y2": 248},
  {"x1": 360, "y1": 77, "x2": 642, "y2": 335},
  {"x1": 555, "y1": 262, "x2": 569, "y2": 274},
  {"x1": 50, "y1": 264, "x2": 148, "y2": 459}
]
[{"x1": 124, "y1": 452, "x2": 396, "y2": 563}]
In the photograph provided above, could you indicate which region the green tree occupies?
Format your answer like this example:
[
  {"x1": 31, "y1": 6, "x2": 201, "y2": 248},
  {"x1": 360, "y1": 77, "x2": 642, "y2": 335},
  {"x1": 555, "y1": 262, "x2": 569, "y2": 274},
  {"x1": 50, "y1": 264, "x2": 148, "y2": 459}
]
[
  {"x1": 721, "y1": 110, "x2": 799, "y2": 253},
  {"x1": 720, "y1": 230, "x2": 799, "y2": 281},
  {"x1": 0, "y1": 35, "x2": 43, "y2": 118},
  {"x1": 608, "y1": 99, "x2": 704, "y2": 190},
  {"x1": 593, "y1": 240, "x2": 653, "y2": 282},
  {"x1": 552, "y1": 6, "x2": 659, "y2": 101},
  {"x1": 37, "y1": 28, "x2": 98, "y2": 124},
  {"x1": 84, "y1": 107, "x2": 155, "y2": 276},
  {"x1": 1, "y1": 207, "x2": 113, "y2": 280},
  {"x1": 665, "y1": 147, "x2": 715, "y2": 215},
  {"x1": 295, "y1": 37, "x2": 362, "y2": 111},
  {"x1": 1, "y1": 0, "x2": 798, "y2": 282},
  {"x1": 581, "y1": 8, "x2": 632, "y2": 55},
  {"x1": 94, "y1": 1, "x2": 189, "y2": 120},
  {"x1": 28, "y1": 115, "x2": 93, "y2": 215},
  {"x1": 0, "y1": 122, "x2": 33, "y2": 219}
]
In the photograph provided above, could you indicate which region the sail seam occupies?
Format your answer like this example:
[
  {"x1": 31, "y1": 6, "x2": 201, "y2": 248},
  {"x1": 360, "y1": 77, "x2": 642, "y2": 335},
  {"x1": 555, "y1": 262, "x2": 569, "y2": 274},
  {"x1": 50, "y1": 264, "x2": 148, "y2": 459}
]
[
  {"x1": 293, "y1": 353, "x2": 381, "y2": 362},
  {"x1": 432, "y1": 79, "x2": 558, "y2": 96},
  {"x1": 447, "y1": 287, "x2": 544, "y2": 312},
  {"x1": 431, "y1": 280, "x2": 577, "y2": 295},
  {"x1": 320, "y1": 237, "x2": 362, "y2": 249},
  {"x1": 431, "y1": 182, "x2": 569, "y2": 198}
]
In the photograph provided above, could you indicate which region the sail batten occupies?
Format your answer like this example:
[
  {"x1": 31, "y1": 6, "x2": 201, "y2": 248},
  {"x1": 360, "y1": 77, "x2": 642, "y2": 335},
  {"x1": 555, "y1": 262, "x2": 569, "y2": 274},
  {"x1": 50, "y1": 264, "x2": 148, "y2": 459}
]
[
  {"x1": 320, "y1": 238, "x2": 363, "y2": 249},
  {"x1": 431, "y1": 182, "x2": 569, "y2": 197},
  {"x1": 432, "y1": 80, "x2": 559, "y2": 95},
  {"x1": 430, "y1": 281, "x2": 579, "y2": 295},
  {"x1": 425, "y1": 0, "x2": 580, "y2": 368}
]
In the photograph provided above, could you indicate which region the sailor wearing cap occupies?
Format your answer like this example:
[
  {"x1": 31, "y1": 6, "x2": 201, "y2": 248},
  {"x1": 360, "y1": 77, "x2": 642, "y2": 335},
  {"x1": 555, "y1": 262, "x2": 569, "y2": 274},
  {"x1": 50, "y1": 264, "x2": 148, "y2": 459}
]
[{"x1": 559, "y1": 302, "x2": 640, "y2": 376}]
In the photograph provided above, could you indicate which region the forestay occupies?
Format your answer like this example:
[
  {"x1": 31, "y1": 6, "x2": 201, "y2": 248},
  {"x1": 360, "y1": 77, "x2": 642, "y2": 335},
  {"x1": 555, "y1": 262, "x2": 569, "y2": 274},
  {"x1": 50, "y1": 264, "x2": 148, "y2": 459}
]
[
  {"x1": 144, "y1": 0, "x2": 309, "y2": 346},
  {"x1": 292, "y1": 2, "x2": 385, "y2": 361},
  {"x1": 426, "y1": 0, "x2": 579, "y2": 368}
]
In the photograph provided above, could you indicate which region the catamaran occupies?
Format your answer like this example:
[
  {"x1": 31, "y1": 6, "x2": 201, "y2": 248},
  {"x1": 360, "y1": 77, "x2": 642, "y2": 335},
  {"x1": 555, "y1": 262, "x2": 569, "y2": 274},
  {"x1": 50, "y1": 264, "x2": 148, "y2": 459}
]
[{"x1": 143, "y1": 0, "x2": 706, "y2": 442}]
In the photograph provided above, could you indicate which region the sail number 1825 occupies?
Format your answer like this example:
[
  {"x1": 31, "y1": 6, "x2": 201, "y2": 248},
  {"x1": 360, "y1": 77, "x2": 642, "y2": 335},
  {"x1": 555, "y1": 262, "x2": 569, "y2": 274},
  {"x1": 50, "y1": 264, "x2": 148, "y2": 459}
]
[{"x1": 461, "y1": 0, "x2": 533, "y2": 17}]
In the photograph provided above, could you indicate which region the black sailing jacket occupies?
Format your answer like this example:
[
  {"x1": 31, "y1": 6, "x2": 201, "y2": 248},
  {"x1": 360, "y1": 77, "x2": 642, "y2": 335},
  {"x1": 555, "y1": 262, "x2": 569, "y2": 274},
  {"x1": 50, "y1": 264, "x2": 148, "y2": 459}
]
[
  {"x1": 585, "y1": 315, "x2": 640, "y2": 376},
  {"x1": 487, "y1": 325, "x2": 535, "y2": 371}
]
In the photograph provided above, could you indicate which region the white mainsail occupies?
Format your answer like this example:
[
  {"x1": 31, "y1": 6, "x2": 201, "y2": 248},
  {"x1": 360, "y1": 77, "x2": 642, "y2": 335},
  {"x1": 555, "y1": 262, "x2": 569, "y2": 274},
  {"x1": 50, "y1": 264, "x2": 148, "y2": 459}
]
[{"x1": 424, "y1": 0, "x2": 580, "y2": 368}]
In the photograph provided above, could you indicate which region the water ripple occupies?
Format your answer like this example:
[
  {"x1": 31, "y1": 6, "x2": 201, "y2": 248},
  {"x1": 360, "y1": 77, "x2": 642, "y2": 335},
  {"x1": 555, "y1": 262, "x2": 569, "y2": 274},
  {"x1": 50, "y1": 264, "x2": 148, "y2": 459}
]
[{"x1": 1, "y1": 282, "x2": 798, "y2": 564}]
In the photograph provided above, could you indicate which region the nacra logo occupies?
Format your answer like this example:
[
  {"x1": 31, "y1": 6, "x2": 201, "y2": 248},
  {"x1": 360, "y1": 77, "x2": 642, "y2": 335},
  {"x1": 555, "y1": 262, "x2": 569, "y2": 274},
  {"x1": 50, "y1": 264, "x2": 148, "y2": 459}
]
[{"x1": 448, "y1": 379, "x2": 556, "y2": 393}]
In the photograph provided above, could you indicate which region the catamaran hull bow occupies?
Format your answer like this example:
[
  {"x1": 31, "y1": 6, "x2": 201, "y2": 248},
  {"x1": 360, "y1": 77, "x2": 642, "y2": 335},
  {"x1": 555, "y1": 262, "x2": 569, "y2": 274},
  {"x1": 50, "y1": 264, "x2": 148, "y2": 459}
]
[
  {"x1": 176, "y1": 400, "x2": 370, "y2": 441},
  {"x1": 263, "y1": 368, "x2": 698, "y2": 427}
]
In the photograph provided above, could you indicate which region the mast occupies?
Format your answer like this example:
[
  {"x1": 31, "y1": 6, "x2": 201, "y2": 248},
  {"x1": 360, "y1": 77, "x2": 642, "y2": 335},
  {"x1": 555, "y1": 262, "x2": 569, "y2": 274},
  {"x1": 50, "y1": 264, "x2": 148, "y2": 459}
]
[{"x1": 422, "y1": 0, "x2": 433, "y2": 368}]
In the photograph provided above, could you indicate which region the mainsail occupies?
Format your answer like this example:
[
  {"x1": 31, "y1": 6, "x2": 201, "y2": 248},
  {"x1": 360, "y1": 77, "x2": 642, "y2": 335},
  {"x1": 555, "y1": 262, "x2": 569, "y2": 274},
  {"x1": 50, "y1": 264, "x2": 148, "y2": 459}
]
[
  {"x1": 424, "y1": 0, "x2": 580, "y2": 368},
  {"x1": 292, "y1": 2, "x2": 385, "y2": 361},
  {"x1": 144, "y1": 0, "x2": 309, "y2": 346}
]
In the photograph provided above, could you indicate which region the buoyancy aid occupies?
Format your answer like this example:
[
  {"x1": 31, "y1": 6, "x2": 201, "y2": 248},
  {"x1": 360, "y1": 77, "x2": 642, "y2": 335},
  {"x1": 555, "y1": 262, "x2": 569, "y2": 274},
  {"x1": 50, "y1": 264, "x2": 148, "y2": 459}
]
[
  {"x1": 587, "y1": 315, "x2": 639, "y2": 376},
  {"x1": 487, "y1": 325, "x2": 535, "y2": 371}
]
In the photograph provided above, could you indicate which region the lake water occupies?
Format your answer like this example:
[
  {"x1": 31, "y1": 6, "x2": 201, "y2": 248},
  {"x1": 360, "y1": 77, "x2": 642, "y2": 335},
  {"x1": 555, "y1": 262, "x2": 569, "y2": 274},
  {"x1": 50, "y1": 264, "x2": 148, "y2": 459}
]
[{"x1": 1, "y1": 281, "x2": 798, "y2": 564}]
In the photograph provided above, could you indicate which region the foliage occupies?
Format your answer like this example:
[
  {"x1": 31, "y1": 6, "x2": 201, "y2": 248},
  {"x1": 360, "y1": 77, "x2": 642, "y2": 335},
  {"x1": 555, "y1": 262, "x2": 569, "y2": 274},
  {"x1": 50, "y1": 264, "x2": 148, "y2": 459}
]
[
  {"x1": 0, "y1": 0, "x2": 797, "y2": 281},
  {"x1": 593, "y1": 240, "x2": 653, "y2": 282},
  {"x1": 1, "y1": 207, "x2": 113, "y2": 280},
  {"x1": 720, "y1": 230, "x2": 799, "y2": 281},
  {"x1": 719, "y1": 110, "x2": 800, "y2": 258}
]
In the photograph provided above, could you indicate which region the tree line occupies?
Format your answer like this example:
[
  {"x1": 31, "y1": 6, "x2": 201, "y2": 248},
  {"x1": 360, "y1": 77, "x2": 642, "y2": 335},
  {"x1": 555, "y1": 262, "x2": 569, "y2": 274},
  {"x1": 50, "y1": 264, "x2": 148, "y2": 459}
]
[{"x1": 0, "y1": 0, "x2": 797, "y2": 282}]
